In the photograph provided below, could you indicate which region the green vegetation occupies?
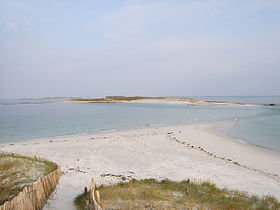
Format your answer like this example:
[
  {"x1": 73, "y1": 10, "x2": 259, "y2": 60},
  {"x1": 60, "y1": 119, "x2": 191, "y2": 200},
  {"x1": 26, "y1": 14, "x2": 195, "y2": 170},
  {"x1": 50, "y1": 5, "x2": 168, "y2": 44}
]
[
  {"x1": 0, "y1": 153, "x2": 57, "y2": 205},
  {"x1": 74, "y1": 179, "x2": 279, "y2": 210},
  {"x1": 74, "y1": 192, "x2": 89, "y2": 210},
  {"x1": 105, "y1": 96, "x2": 166, "y2": 101}
]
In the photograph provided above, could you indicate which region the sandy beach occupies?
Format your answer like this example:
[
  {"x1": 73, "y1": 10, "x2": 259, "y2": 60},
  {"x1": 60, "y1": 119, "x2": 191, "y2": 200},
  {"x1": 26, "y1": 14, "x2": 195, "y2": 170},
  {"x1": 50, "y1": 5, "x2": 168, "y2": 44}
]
[
  {"x1": 65, "y1": 97, "x2": 260, "y2": 106},
  {"x1": 127, "y1": 99, "x2": 259, "y2": 106},
  {"x1": 1, "y1": 123, "x2": 279, "y2": 210}
]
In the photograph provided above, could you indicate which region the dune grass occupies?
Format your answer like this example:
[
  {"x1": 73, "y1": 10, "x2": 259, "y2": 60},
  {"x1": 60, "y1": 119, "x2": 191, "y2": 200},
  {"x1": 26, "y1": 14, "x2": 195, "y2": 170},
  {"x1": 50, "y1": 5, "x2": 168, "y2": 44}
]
[
  {"x1": 74, "y1": 179, "x2": 279, "y2": 210},
  {"x1": 0, "y1": 153, "x2": 57, "y2": 205}
]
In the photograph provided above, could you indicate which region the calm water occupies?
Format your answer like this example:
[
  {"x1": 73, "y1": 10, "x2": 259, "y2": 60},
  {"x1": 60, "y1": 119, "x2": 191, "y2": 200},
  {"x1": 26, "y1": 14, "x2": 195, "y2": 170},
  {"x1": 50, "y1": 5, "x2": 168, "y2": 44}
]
[
  {"x1": 196, "y1": 96, "x2": 280, "y2": 105},
  {"x1": 0, "y1": 97, "x2": 279, "y2": 152}
]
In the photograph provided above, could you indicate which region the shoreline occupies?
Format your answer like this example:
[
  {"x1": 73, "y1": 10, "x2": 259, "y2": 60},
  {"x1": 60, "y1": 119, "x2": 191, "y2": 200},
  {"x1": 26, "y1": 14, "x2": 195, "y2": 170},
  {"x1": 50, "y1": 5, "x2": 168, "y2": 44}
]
[
  {"x1": 1, "y1": 123, "x2": 279, "y2": 209},
  {"x1": 65, "y1": 97, "x2": 261, "y2": 107},
  {"x1": 216, "y1": 120, "x2": 280, "y2": 155},
  {"x1": 1, "y1": 121, "x2": 279, "y2": 171},
  {"x1": 2, "y1": 120, "x2": 279, "y2": 155}
]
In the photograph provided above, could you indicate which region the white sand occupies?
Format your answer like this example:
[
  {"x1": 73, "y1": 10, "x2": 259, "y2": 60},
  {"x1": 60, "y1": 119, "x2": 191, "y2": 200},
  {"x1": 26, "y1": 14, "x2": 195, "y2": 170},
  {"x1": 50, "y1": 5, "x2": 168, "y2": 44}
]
[
  {"x1": 65, "y1": 98, "x2": 259, "y2": 106},
  {"x1": 128, "y1": 99, "x2": 258, "y2": 106},
  {"x1": 1, "y1": 123, "x2": 279, "y2": 209}
]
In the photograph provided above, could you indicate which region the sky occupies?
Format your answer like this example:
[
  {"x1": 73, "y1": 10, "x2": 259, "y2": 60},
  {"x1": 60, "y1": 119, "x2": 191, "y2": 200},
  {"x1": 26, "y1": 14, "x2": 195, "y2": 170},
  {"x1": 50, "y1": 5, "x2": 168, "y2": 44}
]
[{"x1": 0, "y1": 0, "x2": 280, "y2": 99}]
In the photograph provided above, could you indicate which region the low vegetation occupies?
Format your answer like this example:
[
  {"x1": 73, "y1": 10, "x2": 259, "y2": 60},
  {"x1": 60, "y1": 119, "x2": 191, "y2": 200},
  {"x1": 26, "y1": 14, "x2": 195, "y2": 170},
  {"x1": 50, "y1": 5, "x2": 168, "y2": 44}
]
[
  {"x1": 0, "y1": 153, "x2": 57, "y2": 205},
  {"x1": 71, "y1": 96, "x2": 167, "y2": 102},
  {"x1": 74, "y1": 179, "x2": 279, "y2": 210},
  {"x1": 105, "y1": 96, "x2": 167, "y2": 101}
]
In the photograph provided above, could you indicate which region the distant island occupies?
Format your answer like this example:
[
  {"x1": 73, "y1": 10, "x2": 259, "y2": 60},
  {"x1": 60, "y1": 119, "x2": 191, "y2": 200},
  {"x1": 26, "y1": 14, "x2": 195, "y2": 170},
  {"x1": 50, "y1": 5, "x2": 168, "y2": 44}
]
[
  {"x1": 20, "y1": 97, "x2": 74, "y2": 100},
  {"x1": 67, "y1": 96, "x2": 259, "y2": 106}
]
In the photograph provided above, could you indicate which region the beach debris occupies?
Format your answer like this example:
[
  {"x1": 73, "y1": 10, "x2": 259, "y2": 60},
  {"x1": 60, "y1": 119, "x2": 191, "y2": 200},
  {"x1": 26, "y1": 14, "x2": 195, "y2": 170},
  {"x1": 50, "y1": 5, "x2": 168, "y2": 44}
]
[
  {"x1": 101, "y1": 173, "x2": 132, "y2": 181},
  {"x1": 67, "y1": 167, "x2": 86, "y2": 173}
]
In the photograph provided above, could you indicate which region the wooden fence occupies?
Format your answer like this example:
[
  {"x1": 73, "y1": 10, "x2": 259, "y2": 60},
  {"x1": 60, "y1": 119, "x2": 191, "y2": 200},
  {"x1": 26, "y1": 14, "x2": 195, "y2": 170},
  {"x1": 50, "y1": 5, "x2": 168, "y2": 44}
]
[
  {"x1": 86, "y1": 179, "x2": 104, "y2": 210},
  {"x1": 0, "y1": 152, "x2": 61, "y2": 210}
]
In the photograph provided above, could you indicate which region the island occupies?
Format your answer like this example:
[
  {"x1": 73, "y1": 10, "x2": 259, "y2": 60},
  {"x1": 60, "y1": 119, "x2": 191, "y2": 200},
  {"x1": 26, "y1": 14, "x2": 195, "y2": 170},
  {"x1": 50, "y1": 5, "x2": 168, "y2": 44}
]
[{"x1": 66, "y1": 96, "x2": 259, "y2": 106}]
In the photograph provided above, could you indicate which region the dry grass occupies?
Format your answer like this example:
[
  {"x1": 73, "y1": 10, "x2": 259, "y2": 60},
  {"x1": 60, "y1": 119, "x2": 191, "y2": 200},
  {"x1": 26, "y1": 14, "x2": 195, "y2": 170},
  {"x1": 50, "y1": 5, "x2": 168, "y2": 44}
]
[
  {"x1": 74, "y1": 179, "x2": 279, "y2": 210},
  {"x1": 0, "y1": 153, "x2": 57, "y2": 205}
]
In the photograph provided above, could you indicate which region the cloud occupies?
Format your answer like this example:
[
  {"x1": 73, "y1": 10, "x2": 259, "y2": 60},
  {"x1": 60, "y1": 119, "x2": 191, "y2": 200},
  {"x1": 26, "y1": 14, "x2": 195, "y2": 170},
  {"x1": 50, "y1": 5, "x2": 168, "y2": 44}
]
[{"x1": 5, "y1": 21, "x2": 17, "y2": 30}]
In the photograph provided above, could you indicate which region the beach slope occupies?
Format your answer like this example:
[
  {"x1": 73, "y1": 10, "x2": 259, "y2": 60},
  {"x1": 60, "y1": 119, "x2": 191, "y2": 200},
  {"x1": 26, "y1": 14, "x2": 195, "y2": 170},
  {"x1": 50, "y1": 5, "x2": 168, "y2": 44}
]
[{"x1": 1, "y1": 123, "x2": 279, "y2": 209}]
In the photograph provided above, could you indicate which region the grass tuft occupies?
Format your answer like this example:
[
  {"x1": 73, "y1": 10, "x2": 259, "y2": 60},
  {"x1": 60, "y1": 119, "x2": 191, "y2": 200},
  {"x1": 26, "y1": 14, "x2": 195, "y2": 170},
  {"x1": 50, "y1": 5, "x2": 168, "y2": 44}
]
[
  {"x1": 0, "y1": 153, "x2": 57, "y2": 205},
  {"x1": 74, "y1": 179, "x2": 280, "y2": 210}
]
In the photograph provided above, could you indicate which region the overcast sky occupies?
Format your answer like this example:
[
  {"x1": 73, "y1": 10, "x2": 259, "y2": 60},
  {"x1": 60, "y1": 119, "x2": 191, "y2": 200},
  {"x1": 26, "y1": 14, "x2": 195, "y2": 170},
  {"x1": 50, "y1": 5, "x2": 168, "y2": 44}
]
[{"x1": 0, "y1": 0, "x2": 280, "y2": 99}]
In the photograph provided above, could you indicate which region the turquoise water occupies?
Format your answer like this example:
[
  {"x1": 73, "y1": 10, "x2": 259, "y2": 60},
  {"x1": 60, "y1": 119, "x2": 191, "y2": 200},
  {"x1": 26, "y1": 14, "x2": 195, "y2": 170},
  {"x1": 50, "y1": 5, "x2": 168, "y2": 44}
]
[
  {"x1": 222, "y1": 106, "x2": 280, "y2": 151},
  {"x1": 0, "y1": 97, "x2": 279, "y2": 152}
]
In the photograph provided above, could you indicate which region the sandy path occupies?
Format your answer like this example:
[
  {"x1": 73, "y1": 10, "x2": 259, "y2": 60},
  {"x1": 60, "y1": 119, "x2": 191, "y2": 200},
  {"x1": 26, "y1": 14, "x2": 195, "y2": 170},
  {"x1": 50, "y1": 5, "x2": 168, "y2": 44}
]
[{"x1": 1, "y1": 123, "x2": 279, "y2": 209}]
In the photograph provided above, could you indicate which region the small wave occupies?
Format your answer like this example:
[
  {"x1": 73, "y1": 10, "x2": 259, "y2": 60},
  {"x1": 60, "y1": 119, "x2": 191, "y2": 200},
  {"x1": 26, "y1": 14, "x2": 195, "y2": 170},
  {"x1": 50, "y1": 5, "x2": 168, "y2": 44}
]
[
  {"x1": 236, "y1": 139, "x2": 248, "y2": 144},
  {"x1": 99, "y1": 129, "x2": 118, "y2": 133}
]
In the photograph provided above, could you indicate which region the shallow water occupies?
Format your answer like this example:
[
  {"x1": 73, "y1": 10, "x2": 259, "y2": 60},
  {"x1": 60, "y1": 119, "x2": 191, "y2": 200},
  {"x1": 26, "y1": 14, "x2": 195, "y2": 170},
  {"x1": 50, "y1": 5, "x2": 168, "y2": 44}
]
[
  {"x1": 0, "y1": 97, "x2": 279, "y2": 152},
  {"x1": 196, "y1": 95, "x2": 280, "y2": 105}
]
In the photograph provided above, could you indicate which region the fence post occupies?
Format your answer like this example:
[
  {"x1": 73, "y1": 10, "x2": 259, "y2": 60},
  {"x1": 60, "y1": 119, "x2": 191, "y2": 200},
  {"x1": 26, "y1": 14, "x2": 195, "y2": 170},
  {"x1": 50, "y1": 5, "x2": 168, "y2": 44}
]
[{"x1": 0, "y1": 152, "x2": 61, "y2": 210}]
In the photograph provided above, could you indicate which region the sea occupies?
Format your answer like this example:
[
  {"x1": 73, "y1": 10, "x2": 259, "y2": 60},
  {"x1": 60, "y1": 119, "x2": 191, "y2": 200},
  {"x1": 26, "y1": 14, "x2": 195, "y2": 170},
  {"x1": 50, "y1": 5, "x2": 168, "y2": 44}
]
[{"x1": 0, "y1": 96, "x2": 279, "y2": 152}]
